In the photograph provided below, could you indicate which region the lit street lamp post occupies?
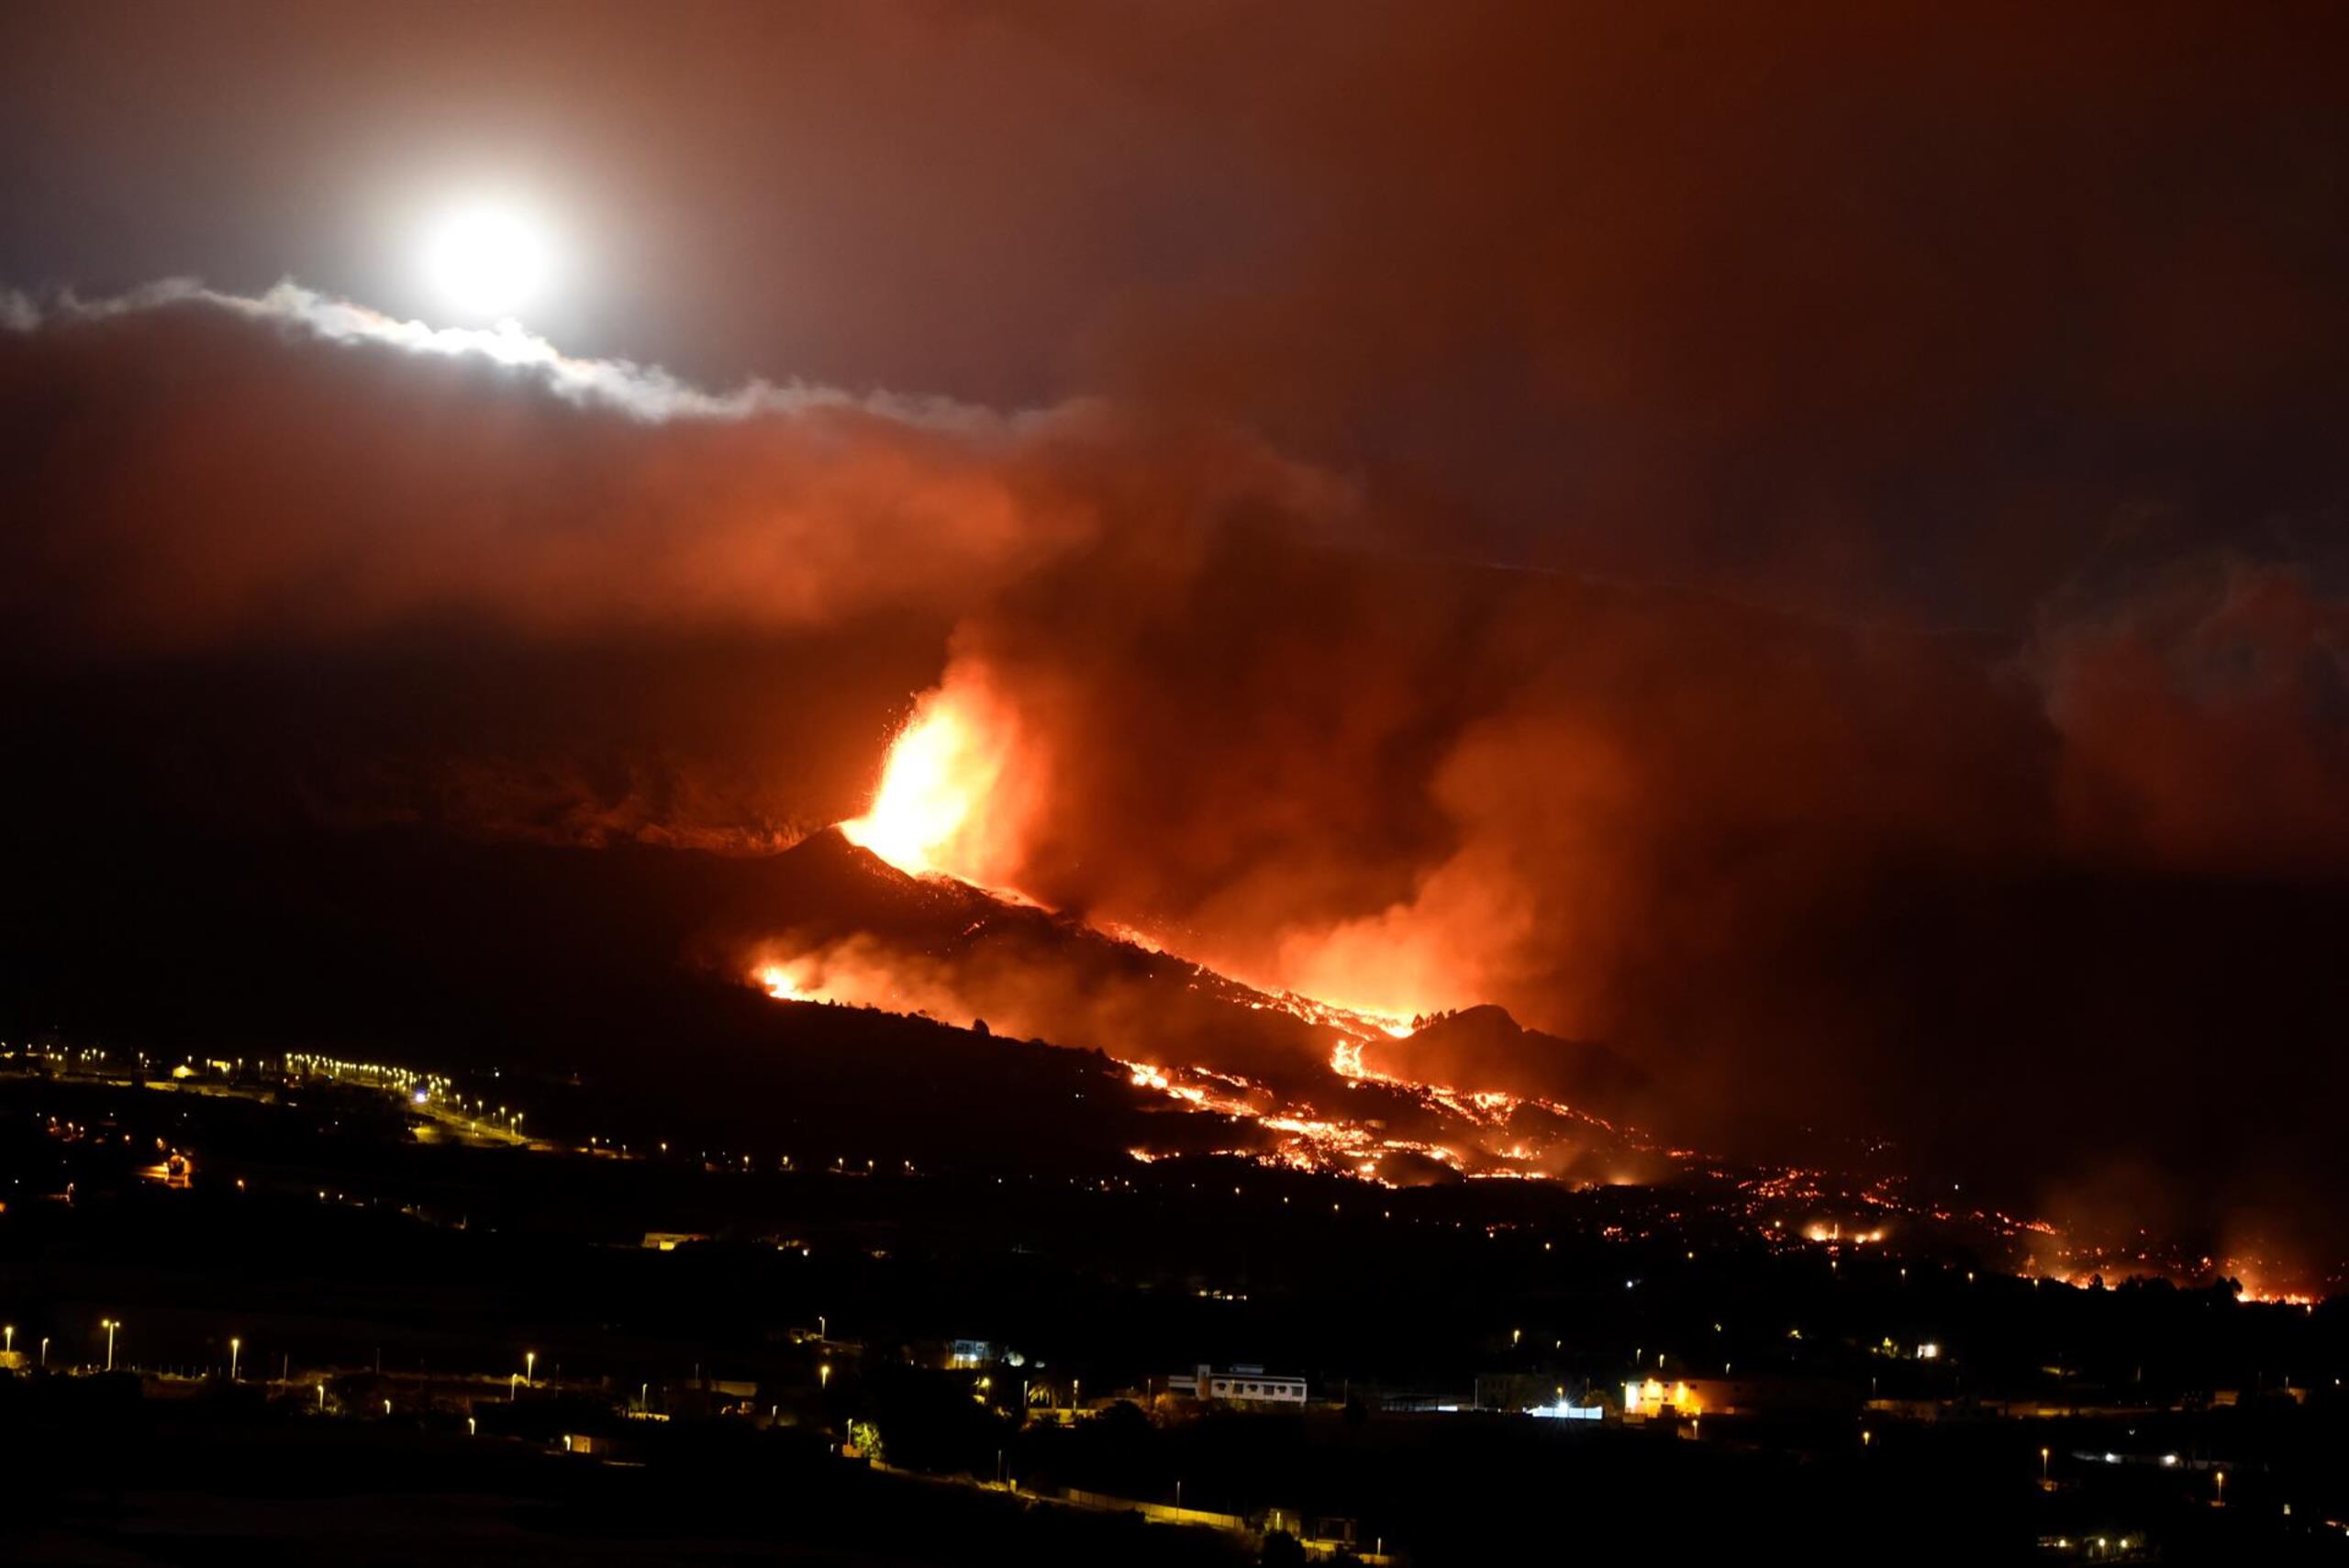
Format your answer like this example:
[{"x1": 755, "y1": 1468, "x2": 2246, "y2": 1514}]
[
  {"x1": 101, "y1": 1318, "x2": 118, "y2": 1372},
  {"x1": 525, "y1": 1351, "x2": 536, "y2": 1386},
  {"x1": 39, "y1": 1337, "x2": 49, "y2": 1368},
  {"x1": 229, "y1": 1338, "x2": 240, "y2": 1381},
  {"x1": 4, "y1": 1325, "x2": 13, "y2": 1354}
]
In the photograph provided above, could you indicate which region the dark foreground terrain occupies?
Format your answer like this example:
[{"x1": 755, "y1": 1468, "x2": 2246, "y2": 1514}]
[{"x1": 0, "y1": 1052, "x2": 2344, "y2": 1564}]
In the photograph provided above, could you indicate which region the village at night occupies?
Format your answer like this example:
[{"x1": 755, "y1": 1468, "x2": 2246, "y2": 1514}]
[{"x1": 5, "y1": 4, "x2": 2348, "y2": 1562}]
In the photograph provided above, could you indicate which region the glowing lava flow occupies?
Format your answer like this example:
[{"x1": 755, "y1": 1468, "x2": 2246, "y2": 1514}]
[
  {"x1": 1111, "y1": 1057, "x2": 1462, "y2": 1181},
  {"x1": 743, "y1": 951, "x2": 2112, "y2": 1274}
]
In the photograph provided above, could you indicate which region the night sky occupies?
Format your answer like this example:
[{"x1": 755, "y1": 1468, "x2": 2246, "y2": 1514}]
[{"x1": 4, "y1": 3, "x2": 2346, "y2": 1274}]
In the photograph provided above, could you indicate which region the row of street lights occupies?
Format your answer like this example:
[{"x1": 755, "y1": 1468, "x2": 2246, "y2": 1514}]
[
  {"x1": 7, "y1": 1327, "x2": 848, "y2": 1411},
  {"x1": 2, "y1": 1324, "x2": 49, "y2": 1368},
  {"x1": 3, "y1": 1319, "x2": 117, "y2": 1372},
  {"x1": 6, "y1": 1318, "x2": 233, "y2": 1376}
]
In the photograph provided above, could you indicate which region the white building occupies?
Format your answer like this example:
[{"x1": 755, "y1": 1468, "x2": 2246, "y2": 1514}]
[{"x1": 1167, "y1": 1363, "x2": 1308, "y2": 1405}]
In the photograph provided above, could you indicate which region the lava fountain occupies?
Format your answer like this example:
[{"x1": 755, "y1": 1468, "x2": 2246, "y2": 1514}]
[{"x1": 841, "y1": 667, "x2": 1031, "y2": 885}]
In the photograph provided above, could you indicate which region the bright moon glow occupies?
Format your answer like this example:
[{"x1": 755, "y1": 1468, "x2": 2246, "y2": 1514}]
[{"x1": 424, "y1": 203, "x2": 553, "y2": 319}]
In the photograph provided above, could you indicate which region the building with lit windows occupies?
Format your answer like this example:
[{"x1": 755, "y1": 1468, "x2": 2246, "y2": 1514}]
[{"x1": 1167, "y1": 1363, "x2": 1308, "y2": 1405}]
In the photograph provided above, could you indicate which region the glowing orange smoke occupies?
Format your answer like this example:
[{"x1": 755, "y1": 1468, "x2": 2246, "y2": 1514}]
[
  {"x1": 756, "y1": 962, "x2": 809, "y2": 1001},
  {"x1": 835, "y1": 663, "x2": 1463, "y2": 1027},
  {"x1": 841, "y1": 668, "x2": 1031, "y2": 885}
]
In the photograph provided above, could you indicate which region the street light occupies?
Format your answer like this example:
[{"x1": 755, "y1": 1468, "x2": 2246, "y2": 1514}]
[
  {"x1": 2041, "y1": 1447, "x2": 2051, "y2": 1485},
  {"x1": 4, "y1": 1325, "x2": 12, "y2": 1354},
  {"x1": 819, "y1": 1362, "x2": 831, "y2": 1390},
  {"x1": 101, "y1": 1318, "x2": 118, "y2": 1372},
  {"x1": 229, "y1": 1338, "x2": 240, "y2": 1381},
  {"x1": 525, "y1": 1351, "x2": 536, "y2": 1385},
  {"x1": 39, "y1": 1337, "x2": 48, "y2": 1368},
  {"x1": 509, "y1": 1373, "x2": 520, "y2": 1402}
]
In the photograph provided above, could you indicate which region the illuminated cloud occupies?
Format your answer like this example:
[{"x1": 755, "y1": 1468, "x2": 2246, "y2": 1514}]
[{"x1": 6, "y1": 278, "x2": 999, "y2": 428}]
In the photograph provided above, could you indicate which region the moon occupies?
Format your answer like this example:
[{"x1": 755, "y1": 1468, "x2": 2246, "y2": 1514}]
[{"x1": 423, "y1": 202, "x2": 554, "y2": 320}]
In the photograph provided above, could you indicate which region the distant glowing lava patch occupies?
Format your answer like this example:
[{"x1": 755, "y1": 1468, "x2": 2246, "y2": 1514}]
[{"x1": 756, "y1": 962, "x2": 809, "y2": 1001}]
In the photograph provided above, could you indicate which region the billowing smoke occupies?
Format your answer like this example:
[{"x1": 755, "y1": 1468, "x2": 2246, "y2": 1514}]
[{"x1": 0, "y1": 281, "x2": 1341, "y2": 659}]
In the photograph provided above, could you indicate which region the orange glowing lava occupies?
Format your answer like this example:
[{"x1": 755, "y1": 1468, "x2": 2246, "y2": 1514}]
[
  {"x1": 756, "y1": 962, "x2": 809, "y2": 1001},
  {"x1": 841, "y1": 669, "x2": 1031, "y2": 886}
]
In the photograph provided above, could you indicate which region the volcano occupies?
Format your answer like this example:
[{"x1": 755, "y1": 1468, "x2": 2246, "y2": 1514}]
[{"x1": 726, "y1": 826, "x2": 1664, "y2": 1182}]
